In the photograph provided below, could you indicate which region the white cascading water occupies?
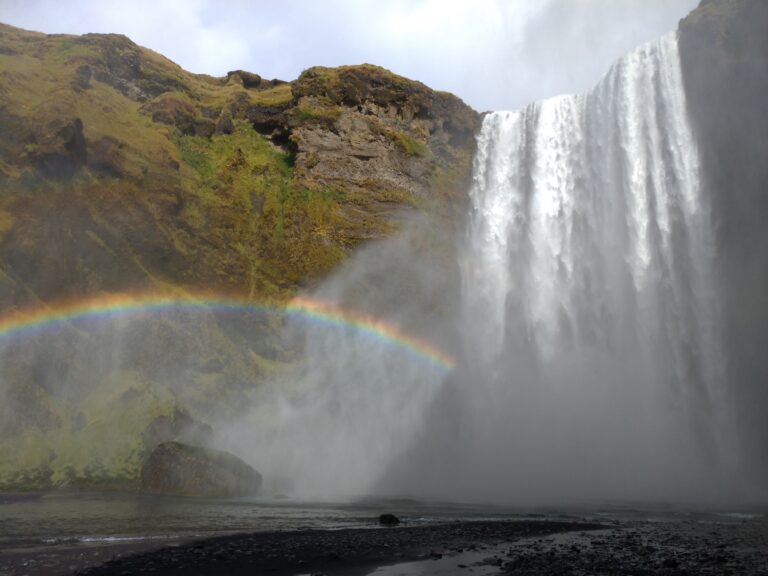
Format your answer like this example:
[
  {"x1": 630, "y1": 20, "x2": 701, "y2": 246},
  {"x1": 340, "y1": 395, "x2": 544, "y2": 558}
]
[{"x1": 454, "y1": 32, "x2": 739, "y2": 502}]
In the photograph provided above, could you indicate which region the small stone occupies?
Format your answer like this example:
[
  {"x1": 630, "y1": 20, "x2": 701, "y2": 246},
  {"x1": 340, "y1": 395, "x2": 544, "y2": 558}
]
[{"x1": 379, "y1": 513, "x2": 400, "y2": 526}]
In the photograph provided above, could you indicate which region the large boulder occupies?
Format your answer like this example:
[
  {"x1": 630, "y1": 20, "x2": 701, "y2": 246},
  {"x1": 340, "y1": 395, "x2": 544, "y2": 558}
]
[{"x1": 140, "y1": 442, "x2": 262, "y2": 497}]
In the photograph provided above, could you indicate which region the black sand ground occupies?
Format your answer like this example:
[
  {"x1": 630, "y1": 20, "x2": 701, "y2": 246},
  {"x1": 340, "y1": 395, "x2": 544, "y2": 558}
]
[{"x1": 2, "y1": 517, "x2": 767, "y2": 576}]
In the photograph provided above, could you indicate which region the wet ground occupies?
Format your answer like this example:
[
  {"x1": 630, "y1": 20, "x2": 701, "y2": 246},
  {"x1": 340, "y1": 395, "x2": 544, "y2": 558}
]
[
  {"x1": 2, "y1": 494, "x2": 767, "y2": 576},
  {"x1": 3, "y1": 516, "x2": 767, "y2": 576},
  {"x1": 3, "y1": 521, "x2": 598, "y2": 576}
]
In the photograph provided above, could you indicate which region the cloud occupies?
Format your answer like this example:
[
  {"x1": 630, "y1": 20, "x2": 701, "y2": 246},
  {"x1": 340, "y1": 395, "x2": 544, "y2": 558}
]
[{"x1": 0, "y1": 0, "x2": 699, "y2": 110}]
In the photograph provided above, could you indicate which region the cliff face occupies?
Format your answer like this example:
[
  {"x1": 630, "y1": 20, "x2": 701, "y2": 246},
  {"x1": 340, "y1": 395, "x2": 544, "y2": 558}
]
[
  {"x1": 678, "y1": 0, "x2": 768, "y2": 478},
  {"x1": 0, "y1": 24, "x2": 478, "y2": 306},
  {"x1": 0, "y1": 24, "x2": 478, "y2": 490}
]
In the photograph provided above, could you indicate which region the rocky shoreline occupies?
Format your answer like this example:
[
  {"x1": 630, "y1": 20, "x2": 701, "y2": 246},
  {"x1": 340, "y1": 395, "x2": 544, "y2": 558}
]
[
  {"x1": 3, "y1": 515, "x2": 767, "y2": 576},
  {"x1": 72, "y1": 520, "x2": 601, "y2": 576}
]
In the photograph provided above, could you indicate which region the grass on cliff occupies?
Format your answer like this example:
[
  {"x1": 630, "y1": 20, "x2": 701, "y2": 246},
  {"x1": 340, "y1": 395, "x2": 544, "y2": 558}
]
[
  {"x1": 0, "y1": 371, "x2": 177, "y2": 490},
  {"x1": 174, "y1": 120, "x2": 346, "y2": 297}
]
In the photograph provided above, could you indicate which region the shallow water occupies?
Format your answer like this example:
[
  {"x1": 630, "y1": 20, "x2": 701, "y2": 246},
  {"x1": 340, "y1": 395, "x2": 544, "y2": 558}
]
[
  {"x1": 0, "y1": 493, "x2": 550, "y2": 552},
  {"x1": 363, "y1": 544, "x2": 508, "y2": 576},
  {"x1": 3, "y1": 491, "x2": 765, "y2": 557}
]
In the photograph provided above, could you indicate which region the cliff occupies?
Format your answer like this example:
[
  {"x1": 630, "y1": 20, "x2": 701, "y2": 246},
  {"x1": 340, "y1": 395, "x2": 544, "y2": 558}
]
[
  {"x1": 0, "y1": 23, "x2": 478, "y2": 305},
  {"x1": 678, "y1": 0, "x2": 768, "y2": 480},
  {"x1": 0, "y1": 23, "x2": 478, "y2": 490}
]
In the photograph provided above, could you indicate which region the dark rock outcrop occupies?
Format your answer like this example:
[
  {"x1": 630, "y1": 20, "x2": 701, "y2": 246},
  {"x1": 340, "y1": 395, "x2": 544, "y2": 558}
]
[
  {"x1": 379, "y1": 513, "x2": 400, "y2": 526},
  {"x1": 678, "y1": 0, "x2": 768, "y2": 480},
  {"x1": 140, "y1": 442, "x2": 262, "y2": 497},
  {"x1": 287, "y1": 65, "x2": 479, "y2": 211},
  {"x1": 71, "y1": 64, "x2": 92, "y2": 91},
  {"x1": 77, "y1": 32, "x2": 187, "y2": 101},
  {"x1": 31, "y1": 118, "x2": 87, "y2": 179},
  {"x1": 226, "y1": 70, "x2": 262, "y2": 89},
  {"x1": 140, "y1": 93, "x2": 214, "y2": 137}
]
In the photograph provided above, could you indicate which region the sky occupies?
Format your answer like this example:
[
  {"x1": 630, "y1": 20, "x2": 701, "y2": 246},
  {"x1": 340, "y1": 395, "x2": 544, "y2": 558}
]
[{"x1": 0, "y1": 0, "x2": 699, "y2": 111}]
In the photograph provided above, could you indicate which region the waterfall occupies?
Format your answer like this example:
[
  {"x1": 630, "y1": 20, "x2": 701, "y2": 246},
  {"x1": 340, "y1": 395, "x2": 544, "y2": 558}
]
[
  {"x1": 223, "y1": 32, "x2": 747, "y2": 504},
  {"x1": 455, "y1": 32, "x2": 738, "y2": 502}
]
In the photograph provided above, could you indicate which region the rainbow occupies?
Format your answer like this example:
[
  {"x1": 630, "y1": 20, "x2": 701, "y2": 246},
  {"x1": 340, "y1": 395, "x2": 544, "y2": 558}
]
[{"x1": 0, "y1": 292, "x2": 456, "y2": 371}]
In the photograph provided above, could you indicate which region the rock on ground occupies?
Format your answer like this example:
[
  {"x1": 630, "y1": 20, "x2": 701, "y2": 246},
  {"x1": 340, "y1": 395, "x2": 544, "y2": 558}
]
[{"x1": 139, "y1": 441, "x2": 262, "y2": 497}]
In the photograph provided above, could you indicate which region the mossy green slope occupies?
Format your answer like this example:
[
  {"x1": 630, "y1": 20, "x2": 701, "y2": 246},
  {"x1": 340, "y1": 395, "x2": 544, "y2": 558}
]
[
  {"x1": 0, "y1": 24, "x2": 479, "y2": 306},
  {"x1": 0, "y1": 23, "x2": 479, "y2": 490}
]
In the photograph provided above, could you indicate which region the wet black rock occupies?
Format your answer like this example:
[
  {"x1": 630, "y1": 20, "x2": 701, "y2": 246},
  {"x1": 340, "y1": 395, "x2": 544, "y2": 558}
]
[{"x1": 379, "y1": 513, "x2": 400, "y2": 526}]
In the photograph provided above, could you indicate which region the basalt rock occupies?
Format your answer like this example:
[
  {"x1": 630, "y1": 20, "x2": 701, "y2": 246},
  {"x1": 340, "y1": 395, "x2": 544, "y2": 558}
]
[
  {"x1": 78, "y1": 32, "x2": 187, "y2": 101},
  {"x1": 287, "y1": 65, "x2": 479, "y2": 214},
  {"x1": 227, "y1": 70, "x2": 262, "y2": 89},
  {"x1": 140, "y1": 441, "x2": 262, "y2": 497},
  {"x1": 379, "y1": 513, "x2": 401, "y2": 526}
]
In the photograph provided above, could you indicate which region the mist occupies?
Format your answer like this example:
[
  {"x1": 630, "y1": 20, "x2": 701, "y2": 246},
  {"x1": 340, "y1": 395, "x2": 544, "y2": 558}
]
[{"x1": 216, "y1": 220, "x2": 462, "y2": 497}]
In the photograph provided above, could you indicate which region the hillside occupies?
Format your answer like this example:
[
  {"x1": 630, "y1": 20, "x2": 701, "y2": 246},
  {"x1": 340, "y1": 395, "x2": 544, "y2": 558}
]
[
  {"x1": 0, "y1": 23, "x2": 478, "y2": 304},
  {"x1": 0, "y1": 23, "x2": 479, "y2": 490}
]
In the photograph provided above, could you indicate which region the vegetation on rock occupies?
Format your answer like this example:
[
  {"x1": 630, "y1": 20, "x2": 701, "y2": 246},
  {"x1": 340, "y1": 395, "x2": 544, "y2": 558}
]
[
  {"x1": 0, "y1": 23, "x2": 479, "y2": 490},
  {"x1": 140, "y1": 441, "x2": 262, "y2": 497}
]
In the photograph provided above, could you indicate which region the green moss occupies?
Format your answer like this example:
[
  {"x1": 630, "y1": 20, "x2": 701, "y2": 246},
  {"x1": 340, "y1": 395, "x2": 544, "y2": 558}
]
[
  {"x1": 0, "y1": 207, "x2": 13, "y2": 237},
  {"x1": 249, "y1": 83, "x2": 293, "y2": 106},
  {"x1": 47, "y1": 36, "x2": 101, "y2": 65},
  {"x1": 295, "y1": 63, "x2": 417, "y2": 102},
  {"x1": 392, "y1": 130, "x2": 430, "y2": 157},
  {"x1": 363, "y1": 115, "x2": 431, "y2": 158},
  {"x1": 170, "y1": 120, "x2": 348, "y2": 296},
  {"x1": 177, "y1": 135, "x2": 213, "y2": 177},
  {"x1": 249, "y1": 350, "x2": 288, "y2": 373},
  {"x1": 292, "y1": 104, "x2": 341, "y2": 124},
  {"x1": 429, "y1": 150, "x2": 472, "y2": 201}
]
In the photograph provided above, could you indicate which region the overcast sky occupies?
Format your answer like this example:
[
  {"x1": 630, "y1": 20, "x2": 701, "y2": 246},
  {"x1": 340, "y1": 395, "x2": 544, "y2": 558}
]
[{"x1": 1, "y1": 0, "x2": 699, "y2": 111}]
